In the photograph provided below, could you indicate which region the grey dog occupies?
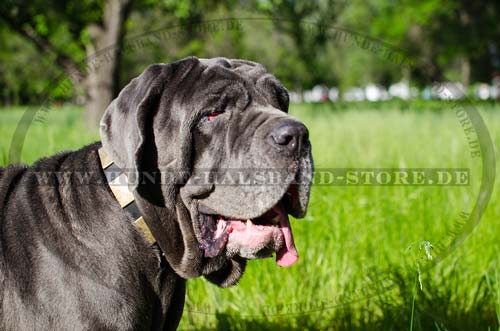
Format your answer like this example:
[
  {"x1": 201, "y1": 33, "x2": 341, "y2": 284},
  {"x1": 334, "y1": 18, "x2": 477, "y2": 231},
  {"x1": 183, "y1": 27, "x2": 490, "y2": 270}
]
[{"x1": 0, "y1": 57, "x2": 313, "y2": 330}]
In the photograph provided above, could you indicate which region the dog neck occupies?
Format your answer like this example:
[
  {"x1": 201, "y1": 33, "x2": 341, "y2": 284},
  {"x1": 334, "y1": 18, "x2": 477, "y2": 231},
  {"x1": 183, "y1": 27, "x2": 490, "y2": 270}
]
[{"x1": 97, "y1": 147, "x2": 156, "y2": 244}]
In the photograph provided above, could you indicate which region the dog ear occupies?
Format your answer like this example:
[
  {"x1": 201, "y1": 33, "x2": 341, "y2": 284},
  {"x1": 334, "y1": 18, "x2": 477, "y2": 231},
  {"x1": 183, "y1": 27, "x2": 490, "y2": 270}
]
[
  {"x1": 100, "y1": 57, "x2": 199, "y2": 192},
  {"x1": 100, "y1": 57, "x2": 206, "y2": 278},
  {"x1": 100, "y1": 57, "x2": 199, "y2": 194}
]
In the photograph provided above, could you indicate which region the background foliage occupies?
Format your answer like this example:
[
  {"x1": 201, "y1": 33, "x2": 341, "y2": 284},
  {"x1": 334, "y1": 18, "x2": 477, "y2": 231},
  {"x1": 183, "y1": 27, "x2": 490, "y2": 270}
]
[{"x1": 1, "y1": 0, "x2": 500, "y2": 106}]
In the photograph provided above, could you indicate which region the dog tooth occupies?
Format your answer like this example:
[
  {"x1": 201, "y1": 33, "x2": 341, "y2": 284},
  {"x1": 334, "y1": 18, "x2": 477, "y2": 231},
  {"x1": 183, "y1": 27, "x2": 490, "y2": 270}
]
[{"x1": 246, "y1": 219, "x2": 253, "y2": 228}]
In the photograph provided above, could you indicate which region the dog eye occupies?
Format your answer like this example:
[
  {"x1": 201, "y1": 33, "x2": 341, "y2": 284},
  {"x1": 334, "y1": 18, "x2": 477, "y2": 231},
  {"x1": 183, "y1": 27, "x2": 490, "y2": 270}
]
[{"x1": 205, "y1": 111, "x2": 225, "y2": 121}]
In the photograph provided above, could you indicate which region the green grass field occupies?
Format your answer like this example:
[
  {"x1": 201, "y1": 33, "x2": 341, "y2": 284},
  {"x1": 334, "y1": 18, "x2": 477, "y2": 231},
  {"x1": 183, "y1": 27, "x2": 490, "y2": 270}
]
[{"x1": 1, "y1": 103, "x2": 500, "y2": 330}]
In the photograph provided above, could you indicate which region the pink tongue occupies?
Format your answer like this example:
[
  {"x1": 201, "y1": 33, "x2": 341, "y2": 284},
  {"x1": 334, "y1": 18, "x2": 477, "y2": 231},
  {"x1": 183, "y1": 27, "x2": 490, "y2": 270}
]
[{"x1": 275, "y1": 209, "x2": 299, "y2": 267}]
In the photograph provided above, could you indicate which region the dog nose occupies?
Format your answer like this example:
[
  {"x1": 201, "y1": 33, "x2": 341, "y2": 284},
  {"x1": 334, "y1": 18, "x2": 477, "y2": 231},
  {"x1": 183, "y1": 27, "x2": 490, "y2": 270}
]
[{"x1": 268, "y1": 122, "x2": 309, "y2": 153}]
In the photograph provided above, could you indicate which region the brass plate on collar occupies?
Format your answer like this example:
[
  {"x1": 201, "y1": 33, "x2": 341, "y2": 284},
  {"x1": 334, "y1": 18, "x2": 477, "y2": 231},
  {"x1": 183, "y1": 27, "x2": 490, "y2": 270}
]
[
  {"x1": 98, "y1": 148, "x2": 114, "y2": 169},
  {"x1": 109, "y1": 173, "x2": 135, "y2": 207},
  {"x1": 133, "y1": 216, "x2": 156, "y2": 244}
]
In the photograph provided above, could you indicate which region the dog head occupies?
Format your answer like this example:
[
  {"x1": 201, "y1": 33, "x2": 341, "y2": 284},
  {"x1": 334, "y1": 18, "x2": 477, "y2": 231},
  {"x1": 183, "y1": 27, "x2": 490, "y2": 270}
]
[{"x1": 100, "y1": 57, "x2": 313, "y2": 287}]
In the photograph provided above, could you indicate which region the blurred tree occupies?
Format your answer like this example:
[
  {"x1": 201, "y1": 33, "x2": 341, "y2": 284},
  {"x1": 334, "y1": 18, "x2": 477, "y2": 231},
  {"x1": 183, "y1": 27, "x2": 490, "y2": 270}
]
[
  {"x1": 118, "y1": 0, "x2": 244, "y2": 89},
  {"x1": 342, "y1": 0, "x2": 450, "y2": 85},
  {"x1": 343, "y1": 0, "x2": 500, "y2": 87},
  {"x1": 428, "y1": 0, "x2": 500, "y2": 85},
  {"x1": 251, "y1": 0, "x2": 347, "y2": 89},
  {"x1": 0, "y1": 0, "x2": 131, "y2": 125},
  {"x1": 1, "y1": 0, "x2": 499, "y2": 108},
  {"x1": 0, "y1": 25, "x2": 63, "y2": 106}
]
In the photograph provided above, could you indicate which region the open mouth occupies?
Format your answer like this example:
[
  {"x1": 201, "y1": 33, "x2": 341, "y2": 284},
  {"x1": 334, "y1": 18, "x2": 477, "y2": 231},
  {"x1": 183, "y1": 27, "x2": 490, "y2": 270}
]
[{"x1": 197, "y1": 191, "x2": 299, "y2": 267}]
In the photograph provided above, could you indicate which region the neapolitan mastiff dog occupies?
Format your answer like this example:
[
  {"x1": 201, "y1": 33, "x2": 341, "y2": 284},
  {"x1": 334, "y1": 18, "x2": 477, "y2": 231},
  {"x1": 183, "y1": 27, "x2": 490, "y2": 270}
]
[{"x1": 0, "y1": 57, "x2": 313, "y2": 330}]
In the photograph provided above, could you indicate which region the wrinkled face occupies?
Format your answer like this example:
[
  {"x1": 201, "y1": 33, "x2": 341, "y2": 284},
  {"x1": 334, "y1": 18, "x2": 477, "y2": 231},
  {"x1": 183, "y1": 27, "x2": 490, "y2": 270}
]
[
  {"x1": 176, "y1": 58, "x2": 314, "y2": 268},
  {"x1": 100, "y1": 57, "x2": 314, "y2": 285}
]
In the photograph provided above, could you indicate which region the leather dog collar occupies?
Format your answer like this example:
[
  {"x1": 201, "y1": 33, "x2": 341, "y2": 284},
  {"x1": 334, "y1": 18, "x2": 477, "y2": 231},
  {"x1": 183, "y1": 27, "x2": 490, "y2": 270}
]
[{"x1": 97, "y1": 147, "x2": 156, "y2": 244}]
